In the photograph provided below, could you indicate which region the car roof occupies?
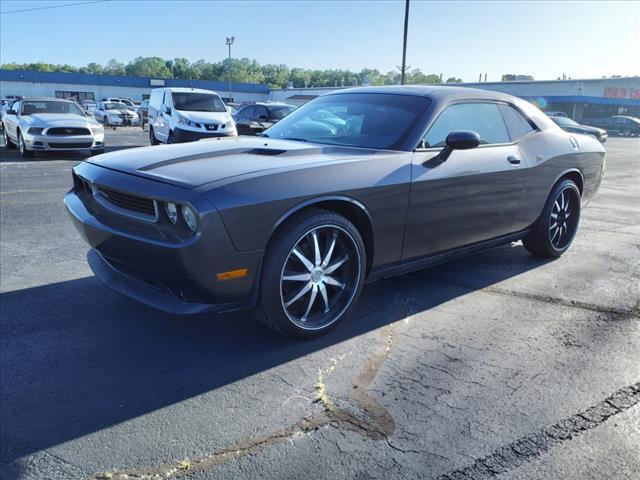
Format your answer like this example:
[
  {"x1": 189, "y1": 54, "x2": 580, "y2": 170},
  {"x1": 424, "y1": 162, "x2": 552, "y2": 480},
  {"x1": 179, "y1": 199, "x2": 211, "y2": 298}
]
[
  {"x1": 154, "y1": 87, "x2": 220, "y2": 95},
  {"x1": 19, "y1": 97, "x2": 77, "y2": 103},
  {"x1": 326, "y1": 85, "x2": 518, "y2": 102}
]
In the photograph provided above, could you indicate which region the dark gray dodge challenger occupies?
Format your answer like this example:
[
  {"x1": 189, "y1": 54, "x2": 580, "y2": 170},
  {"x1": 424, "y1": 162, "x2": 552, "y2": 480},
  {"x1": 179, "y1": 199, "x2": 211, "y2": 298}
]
[{"x1": 65, "y1": 86, "x2": 606, "y2": 338}]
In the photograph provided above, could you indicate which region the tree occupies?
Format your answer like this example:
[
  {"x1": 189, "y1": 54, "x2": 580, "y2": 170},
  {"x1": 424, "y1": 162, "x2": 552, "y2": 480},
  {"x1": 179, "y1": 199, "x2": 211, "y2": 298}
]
[
  {"x1": 124, "y1": 57, "x2": 172, "y2": 78},
  {"x1": 103, "y1": 59, "x2": 125, "y2": 76},
  {"x1": 445, "y1": 77, "x2": 462, "y2": 83}
]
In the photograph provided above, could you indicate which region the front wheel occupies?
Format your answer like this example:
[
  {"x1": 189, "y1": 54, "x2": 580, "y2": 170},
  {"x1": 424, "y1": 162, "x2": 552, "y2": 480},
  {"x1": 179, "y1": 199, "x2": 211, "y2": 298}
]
[
  {"x1": 149, "y1": 126, "x2": 159, "y2": 145},
  {"x1": 522, "y1": 179, "x2": 581, "y2": 257},
  {"x1": 257, "y1": 209, "x2": 366, "y2": 338},
  {"x1": 3, "y1": 127, "x2": 15, "y2": 149},
  {"x1": 17, "y1": 131, "x2": 33, "y2": 158}
]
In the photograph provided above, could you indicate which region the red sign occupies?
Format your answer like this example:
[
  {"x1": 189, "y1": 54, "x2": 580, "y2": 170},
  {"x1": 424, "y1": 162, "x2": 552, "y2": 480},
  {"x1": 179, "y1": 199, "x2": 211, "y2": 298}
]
[{"x1": 604, "y1": 87, "x2": 628, "y2": 98}]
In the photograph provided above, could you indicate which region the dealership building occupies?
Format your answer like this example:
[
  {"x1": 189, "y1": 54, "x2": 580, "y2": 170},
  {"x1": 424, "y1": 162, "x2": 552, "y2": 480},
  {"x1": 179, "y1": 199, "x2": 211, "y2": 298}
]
[{"x1": 1, "y1": 69, "x2": 638, "y2": 121}]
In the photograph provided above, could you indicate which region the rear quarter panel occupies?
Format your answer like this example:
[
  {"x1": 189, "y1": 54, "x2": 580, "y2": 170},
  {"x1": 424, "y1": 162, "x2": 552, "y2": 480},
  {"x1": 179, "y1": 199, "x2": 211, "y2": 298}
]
[{"x1": 513, "y1": 128, "x2": 605, "y2": 232}]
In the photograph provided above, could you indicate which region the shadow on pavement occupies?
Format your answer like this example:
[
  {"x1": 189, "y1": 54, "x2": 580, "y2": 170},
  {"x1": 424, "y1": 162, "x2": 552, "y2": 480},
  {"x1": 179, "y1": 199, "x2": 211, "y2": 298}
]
[{"x1": 0, "y1": 243, "x2": 550, "y2": 477}]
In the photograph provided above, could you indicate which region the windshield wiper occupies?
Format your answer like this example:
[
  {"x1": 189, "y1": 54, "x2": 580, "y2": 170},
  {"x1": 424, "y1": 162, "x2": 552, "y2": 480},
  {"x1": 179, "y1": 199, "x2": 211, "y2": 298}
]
[{"x1": 281, "y1": 137, "x2": 309, "y2": 142}]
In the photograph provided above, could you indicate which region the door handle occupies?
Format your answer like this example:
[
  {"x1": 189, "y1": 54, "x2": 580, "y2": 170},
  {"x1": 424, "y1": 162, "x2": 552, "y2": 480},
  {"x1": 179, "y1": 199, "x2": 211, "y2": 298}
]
[{"x1": 507, "y1": 155, "x2": 521, "y2": 165}]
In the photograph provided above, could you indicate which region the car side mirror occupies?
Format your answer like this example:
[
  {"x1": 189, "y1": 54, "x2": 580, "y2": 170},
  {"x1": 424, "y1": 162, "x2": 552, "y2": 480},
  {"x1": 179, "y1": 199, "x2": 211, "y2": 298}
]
[
  {"x1": 422, "y1": 130, "x2": 481, "y2": 167},
  {"x1": 257, "y1": 115, "x2": 268, "y2": 121},
  {"x1": 165, "y1": 106, "x2": 171, "y2": 115}
]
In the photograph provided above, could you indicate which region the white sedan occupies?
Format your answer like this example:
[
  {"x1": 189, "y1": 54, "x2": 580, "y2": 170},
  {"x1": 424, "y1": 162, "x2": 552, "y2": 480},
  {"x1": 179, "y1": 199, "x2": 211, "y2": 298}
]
[
  {"x1": 2, "y1": 97, "x2": 105, "y2": 158},
  {"x1": 93, "y1": 101, "x2": 140, "y2": 127}
]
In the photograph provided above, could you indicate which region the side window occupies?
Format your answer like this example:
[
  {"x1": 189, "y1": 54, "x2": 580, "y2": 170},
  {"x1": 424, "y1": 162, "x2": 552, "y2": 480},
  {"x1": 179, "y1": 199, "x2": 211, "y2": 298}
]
[
  {"x1": 12, "y1": 101, "x2": 20, "y2": 114},
  {"x1": 498, "y1": 104, "x2": 535, "y2": 141},
  {"x1": 241, "y1": 106, "x2": 255, "y2": 120},
  {"x1": 424, "y1": 103, "x2": 510, "y2": 148},
  {"x1": 254, "y1": 106, "x2": 268, "y2": 120}
]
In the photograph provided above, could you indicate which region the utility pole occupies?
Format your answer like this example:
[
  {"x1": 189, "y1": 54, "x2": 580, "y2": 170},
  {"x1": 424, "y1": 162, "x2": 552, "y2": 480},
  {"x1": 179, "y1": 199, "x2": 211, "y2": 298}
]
[
  {"x1": 226, "y1": 36, "x2": 235, "y2": 102},
  {"x1": 400, "y1": 0, "x2": 410, "y2": 85}
]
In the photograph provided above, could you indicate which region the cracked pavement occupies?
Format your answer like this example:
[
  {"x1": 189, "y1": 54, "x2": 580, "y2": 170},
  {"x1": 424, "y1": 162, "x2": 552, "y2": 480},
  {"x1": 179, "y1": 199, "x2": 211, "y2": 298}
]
[{"x1": 1, "y1": 132, "x2": 639, "y2": 479}]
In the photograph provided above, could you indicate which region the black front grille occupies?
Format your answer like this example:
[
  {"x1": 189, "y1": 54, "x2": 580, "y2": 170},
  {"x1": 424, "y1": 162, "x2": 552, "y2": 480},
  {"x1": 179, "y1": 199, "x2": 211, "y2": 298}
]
[
  {"x1": 204, "y1": 123, "x2": 219, "y2": 131},
  {"x1": 47, "y1": 127, "x2": 91, "y2": 136},
  {"x1": 48, "y1": 142, "x2": 93, "y2": 148},
  {"x1": 98, "y1": 187, "x2": 156, "y2": 216}
]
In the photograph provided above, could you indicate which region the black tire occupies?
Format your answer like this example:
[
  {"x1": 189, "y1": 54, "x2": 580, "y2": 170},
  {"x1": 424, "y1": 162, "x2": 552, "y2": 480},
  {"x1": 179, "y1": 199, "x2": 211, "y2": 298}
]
[
  {"x1": 149, "y1": 126, "x2": 159, "y2": 145},
  {"x1": 17, "y1": 131, "x2": 33, "y2": 158},
  {"x1": 622, "y1": 128, "x2": 631, "y2": 137},
  {"x1": 167, "y1": 130, "x2": 175, "y2": 144},
  {"x1": 522, "y1": 179, "x2": 581, "y2": 258},
  {"x1": 257, "y1": 208, "x2": 366, "y2": 339},
  {"x1": 102, "y1": 115, "x2": 108, "y2": 126},
  {"x1": 3, "y1": 128, "x2": 15, "y2": 149}
]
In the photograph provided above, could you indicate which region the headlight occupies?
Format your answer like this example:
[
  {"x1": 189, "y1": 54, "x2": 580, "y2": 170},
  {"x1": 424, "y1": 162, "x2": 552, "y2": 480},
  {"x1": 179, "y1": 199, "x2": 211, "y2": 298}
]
[
  {"x1": 28, "y1": 127, "x2": 44, "y2": 135},
  {"x1": 177, "y1": 115, "x2": 197, "y2": 127},
  {"x1": 165, "y1": 202, "x2": 178, "y2": 224},
  {"x1": 182, "y1": 205, "x2": 198, "y2": 232},
  {"x1": 91, "y1": 126, "x2": 103, "y2": 135}
]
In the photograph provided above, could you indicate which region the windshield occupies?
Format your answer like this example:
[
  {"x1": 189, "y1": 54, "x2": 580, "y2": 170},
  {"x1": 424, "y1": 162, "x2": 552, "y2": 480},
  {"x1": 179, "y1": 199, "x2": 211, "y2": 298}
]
[
  {"x1": 172, "y1": 92, "x2": 226, "y2": 112},
  {"x1": 552, "y1": 117, "x2": 578, "y2": 127},
  {"x1": 105, "y1": 102, "x2": 128, "y2": 110},
  {"x1": 269, "y1": 106, "x2": 296, "y2": 120},
  {"x1": 263, "y1": 93, "x2": 430, "y2": 150},
  {"x1": 20, "y1": 101, "x2": 85, "y2": 116}
]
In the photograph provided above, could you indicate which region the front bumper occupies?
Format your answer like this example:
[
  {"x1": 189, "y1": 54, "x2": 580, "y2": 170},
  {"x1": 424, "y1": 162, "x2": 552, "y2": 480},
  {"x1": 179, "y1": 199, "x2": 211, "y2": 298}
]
[
  {"x1": 173, "y1": 127, "x2": 236, "y2": 143},
  {"x1": 64, "y1": 162, "x2": 262, "y2": 315},
  {"x1": 24, "y1": 132, "x2": 104, "y2": 151}
]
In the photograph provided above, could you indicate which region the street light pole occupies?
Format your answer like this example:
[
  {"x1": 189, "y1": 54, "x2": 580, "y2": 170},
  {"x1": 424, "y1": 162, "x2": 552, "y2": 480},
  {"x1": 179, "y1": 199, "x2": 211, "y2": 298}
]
[
  {"x1": 226, "y1": 36, "x2": 235, "y2": 102},
  {"x1": 400, "y1": 0, "x2": 410, "y2": 85}
]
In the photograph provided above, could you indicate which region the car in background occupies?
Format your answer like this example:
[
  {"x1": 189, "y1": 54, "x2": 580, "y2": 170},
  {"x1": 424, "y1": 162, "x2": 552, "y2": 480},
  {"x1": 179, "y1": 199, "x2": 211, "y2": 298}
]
[
  {"x1": 2, "y1": 97, "x2": 104, "y2": 157},
  {"x1": 81, "y1": 101, "x2": 97, "y2": 114},
  {"x1": 138, "y1": 99, "x2": 149, "y2": 128},
  {"x1": 545, "y1": 111, "x2": 568, "y2": 118},
  {"x1": 1, "y1": 100, "x2": 16, "y2": 130},
  {"x1": 233, "y1": 102, "x2": 296, "y2": 135},
  {"x1": 94, "y1": 101, "x2": 140, "y2": 127},
  {"x1": 102, "y1": 97, "x2": 139, "y2": 111},
  {"x1": 148, "y1": 87, "x2": 236, "y2": 144},
  {"x1": 550, "y1": 116, "x2": 607, "y2": 143},
  {"x1": 583, "y1": 115, "x2": 640, "y2": 136}
]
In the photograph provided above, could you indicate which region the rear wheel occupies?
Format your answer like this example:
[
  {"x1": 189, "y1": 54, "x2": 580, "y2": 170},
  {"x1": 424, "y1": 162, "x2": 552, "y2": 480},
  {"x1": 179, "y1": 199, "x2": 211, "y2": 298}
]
[
  {"x1": 622, "y1": 127, "x2": 631, "y2": 137},
  {"x1": 522, "y1": 179, "x2": 581, "y2": 257},
  {"x1": 257, "y1": 209, "x2": 366, "y2": 338},
  {"x1": 17, "y1": 131, "x2": 33, "y2": 158}
]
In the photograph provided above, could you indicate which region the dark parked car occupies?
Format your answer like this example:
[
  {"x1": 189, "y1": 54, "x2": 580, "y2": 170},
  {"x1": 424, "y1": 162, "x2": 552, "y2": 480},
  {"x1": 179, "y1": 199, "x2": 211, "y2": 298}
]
[
  {"x1": 138, "y1": 99, "x2": 149, "y2": 128},
  {"x1": 233, "y1": 102, "x2": 296, "y2": 135},
  {"x1": 65, "y1": 86, "x2": 605, "y2": 338},
  {"x1": 550, "y1": 116, "x2": 607, "y2": 143},
  {"x1": 583, "y1": 115, "x2": 640, "y2": 136}
]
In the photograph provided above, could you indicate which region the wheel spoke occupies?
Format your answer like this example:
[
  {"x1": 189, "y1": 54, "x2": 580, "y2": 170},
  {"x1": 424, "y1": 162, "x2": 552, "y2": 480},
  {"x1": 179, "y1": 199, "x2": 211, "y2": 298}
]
[
  {"x1": 565, "y1": 212, "x2": 571, "y2": 219},
  {"x1": 324, "y1": 255, "x2": 348, "y2": 275},
  {"x1": 283, "y1": 272, "x2": 311, "y2": 282},
  {"x1": 550, "y1": 213, "x2": 558, "y2": 219},
  {"x1": 318, "y1": 282, "x2": 330, "y2": 313},
  {"x1": 554, "y1": 200, "x2": 560, "y2": 212},
  {"x1": 324, "y1": 275, "x2": 345, "y2": 289},
  {"x1": 285, "y1": 281, "x2": 312, "y2": 307},
  {"x1": 301, "y1": 285, "x2": 318, "y2": 321},
  {"x1": 321, "y1": 233, "x2": 337, "y2": 268},
  {"x1": 550, "y1": 226, "x2": 560, "y2": 243},
  {"x1": 560, "y1": 192, "x2": 565, "y2": 210},
  {"x1": 292, "y1": 248, "x2": 314, "y2": 272},
  {"x1": 311, "y1": 231, "x2": 321, "y2": 267},
  {"x1": 549, "y1": 222, "x2": 557, "y2": 231}
]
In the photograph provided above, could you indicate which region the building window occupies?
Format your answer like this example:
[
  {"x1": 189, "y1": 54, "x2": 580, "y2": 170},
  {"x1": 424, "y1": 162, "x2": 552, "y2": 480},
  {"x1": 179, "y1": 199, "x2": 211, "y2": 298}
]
[{"x1": 55, "y1": 91, "x2": 95, "y2": 102}]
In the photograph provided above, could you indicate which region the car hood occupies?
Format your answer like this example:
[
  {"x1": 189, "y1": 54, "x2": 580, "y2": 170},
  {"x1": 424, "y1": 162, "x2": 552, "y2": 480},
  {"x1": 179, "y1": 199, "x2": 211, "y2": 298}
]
[
  {"x1": 176, "y1": 109, "x2": 231, "y2": 123},
  {"x1": 23, "y1": 113, "x2": 97, "y2": 127},
  {"x1": 86, "y1": 136, "x2": 382, "y2": 189},
  {"x1": 107, "y1": 109, "x2": 137, "y2": 115}
]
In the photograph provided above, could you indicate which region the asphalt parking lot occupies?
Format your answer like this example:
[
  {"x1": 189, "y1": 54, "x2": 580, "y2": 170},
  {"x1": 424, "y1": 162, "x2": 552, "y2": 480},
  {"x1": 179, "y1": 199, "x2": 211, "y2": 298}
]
[{"x1": 1, "y1": 129, "x2": 639, "y2": 480}]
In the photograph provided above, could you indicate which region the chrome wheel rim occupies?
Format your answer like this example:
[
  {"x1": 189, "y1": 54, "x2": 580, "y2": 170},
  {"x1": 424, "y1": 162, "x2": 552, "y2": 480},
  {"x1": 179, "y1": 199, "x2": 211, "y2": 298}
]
[
  {"x1": 280, "y1": 225, "x2": 361, "y2": 330},
  {"x1": 549, "y1": 187, "x2": 579, "y2": 250},
  {"x1": 18, "y1": 134, "x2": 24, "y2": 154}
]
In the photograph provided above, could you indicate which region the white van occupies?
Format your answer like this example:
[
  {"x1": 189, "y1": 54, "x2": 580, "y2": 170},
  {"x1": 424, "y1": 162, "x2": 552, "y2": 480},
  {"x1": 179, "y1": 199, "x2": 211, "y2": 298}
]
[{"x1": 148, "y1": 87, "x2": 236, "y2": 144}]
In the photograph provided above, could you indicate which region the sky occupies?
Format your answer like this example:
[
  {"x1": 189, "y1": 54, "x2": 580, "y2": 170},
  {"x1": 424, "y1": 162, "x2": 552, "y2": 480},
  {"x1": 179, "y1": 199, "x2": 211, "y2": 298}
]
[{"x1": 0, "y1": 0, "x2": 639, "y2": 82}]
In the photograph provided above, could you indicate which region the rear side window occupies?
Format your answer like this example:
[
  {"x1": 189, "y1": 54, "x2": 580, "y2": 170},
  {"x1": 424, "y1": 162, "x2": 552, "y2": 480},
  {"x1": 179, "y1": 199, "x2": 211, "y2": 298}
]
[
  {"x1": 498, "y1": 104, "x2": 535, "y2": 141},
  {"x1": 149, "y1": 90, "x2": 162, "y2": 110},
  {"x1": 424, "y1": 102, "x2": 510, "y2": 147}
]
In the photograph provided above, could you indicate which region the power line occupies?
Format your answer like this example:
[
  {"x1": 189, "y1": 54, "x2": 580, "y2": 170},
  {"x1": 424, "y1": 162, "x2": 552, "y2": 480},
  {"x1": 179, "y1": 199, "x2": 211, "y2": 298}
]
[{"x1": 0, "y1": 0, "x2": 110, "y2": 16}]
